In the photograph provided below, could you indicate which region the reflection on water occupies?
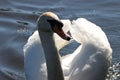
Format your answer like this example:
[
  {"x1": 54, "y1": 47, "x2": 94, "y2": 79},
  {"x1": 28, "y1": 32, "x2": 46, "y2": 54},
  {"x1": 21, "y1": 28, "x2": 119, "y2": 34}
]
[{"x1": 0, "y1": 0, "x2": 120, "y2": 80}]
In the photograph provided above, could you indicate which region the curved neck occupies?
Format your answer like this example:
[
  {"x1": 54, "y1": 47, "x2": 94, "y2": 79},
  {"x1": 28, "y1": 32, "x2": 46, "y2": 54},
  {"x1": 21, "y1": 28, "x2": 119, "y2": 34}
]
[{"x1": 39, "y1": 31, "x2": 64, "y2": 80}]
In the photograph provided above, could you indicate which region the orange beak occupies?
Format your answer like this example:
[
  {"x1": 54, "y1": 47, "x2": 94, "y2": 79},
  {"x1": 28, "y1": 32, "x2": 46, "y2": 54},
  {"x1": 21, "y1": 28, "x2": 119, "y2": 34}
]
[
  {"x1": 52, "y1": 25, "x2": 71, "y2": 41},
  {"x1": 47, "y1": 19, "x2": 71, "y2": 41}
]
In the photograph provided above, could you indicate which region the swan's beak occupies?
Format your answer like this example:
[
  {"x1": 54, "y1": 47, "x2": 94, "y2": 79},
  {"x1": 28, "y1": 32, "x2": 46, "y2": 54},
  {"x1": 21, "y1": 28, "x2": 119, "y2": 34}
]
[
  {"x1": 47, "y1": 19, "x2": 71, "y2": 41},
  {"x1": 53, "y1": 26, "x2": 71, "y2": 41}
]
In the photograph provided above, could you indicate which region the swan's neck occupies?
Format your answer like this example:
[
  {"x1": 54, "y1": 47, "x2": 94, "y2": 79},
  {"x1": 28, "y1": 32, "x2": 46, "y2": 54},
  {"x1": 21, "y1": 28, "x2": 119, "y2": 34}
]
[{"x1": 39, "y1": 31, "x2": 64, "y2": 80}]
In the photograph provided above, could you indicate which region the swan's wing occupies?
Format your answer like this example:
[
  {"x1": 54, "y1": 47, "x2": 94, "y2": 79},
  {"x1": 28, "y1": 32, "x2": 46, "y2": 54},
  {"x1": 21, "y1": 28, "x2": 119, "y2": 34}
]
[
  {"x1": 24, "y1": 31, "x2": 47, "y2": 80},
  {"x1": 70, "y1": 18, "x2": 111, "y2": 47},
  {"x1": 61, "y1": 19, "x2": 71, "y2": 33},
  {"x1": 63, "y1": 18, "x2": 112, "y2": 80},
  {"x1": 64, "y1": 50, "x2": 112, "y2": 80},
  {"x1": 78, "y1": 51, "x2": 111, "y2": 80},
  {"x1": 24, "y1": 31, "x2": 42, "y2": 55}
]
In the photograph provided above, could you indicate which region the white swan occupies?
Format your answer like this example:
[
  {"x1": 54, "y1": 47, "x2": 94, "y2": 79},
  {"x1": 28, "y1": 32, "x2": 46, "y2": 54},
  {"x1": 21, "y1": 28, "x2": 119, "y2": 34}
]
[{"x1": 24, "y1": 12, "x2": 112, "y2": 80}]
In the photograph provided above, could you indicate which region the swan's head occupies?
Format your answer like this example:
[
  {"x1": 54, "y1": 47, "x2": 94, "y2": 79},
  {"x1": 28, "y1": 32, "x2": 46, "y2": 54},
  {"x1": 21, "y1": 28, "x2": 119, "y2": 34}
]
[{"x1": 37, "y1": 12, "x2": 71, "y2": 41}]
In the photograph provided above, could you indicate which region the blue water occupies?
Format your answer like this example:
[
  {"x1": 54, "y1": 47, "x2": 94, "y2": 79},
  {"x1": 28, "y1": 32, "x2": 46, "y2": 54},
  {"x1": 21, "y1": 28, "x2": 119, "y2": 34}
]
[{"x1": 0, "y1": 0, "x2": 120, "y2": 80}]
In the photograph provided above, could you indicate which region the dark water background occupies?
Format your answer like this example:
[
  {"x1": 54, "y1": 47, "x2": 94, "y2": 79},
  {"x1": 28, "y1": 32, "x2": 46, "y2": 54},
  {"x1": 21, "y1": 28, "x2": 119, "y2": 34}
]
[{"x1": 0, "y1": 0, "x2": 120, "y2": 80}]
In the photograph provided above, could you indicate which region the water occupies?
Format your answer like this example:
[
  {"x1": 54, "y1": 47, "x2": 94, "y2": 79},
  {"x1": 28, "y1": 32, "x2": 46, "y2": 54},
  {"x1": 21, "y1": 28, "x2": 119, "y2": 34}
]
[{"x1": 0, "y1": 0, "x2": 120, "y2": 80}]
